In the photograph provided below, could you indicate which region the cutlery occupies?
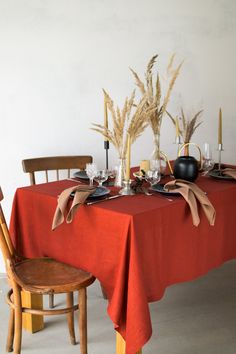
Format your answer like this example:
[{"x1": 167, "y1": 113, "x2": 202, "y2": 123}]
[{"x1": 86, "y1": 194, "x2": 123, "y2": 205}]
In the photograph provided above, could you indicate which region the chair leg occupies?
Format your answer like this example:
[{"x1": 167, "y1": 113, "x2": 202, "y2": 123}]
[
  {"x1": 78, "y1": 288, "x2": 87, "y2": 354},
  {"x1": 49, "y1": 293, "x2": 54, "y2": 308},
  {"x1": 66, "y1": 292, "x2": 76, "y2": 345},
  {"x1": 13, "y1": 286, "x2": 22, "y2": 354},
  {"x1": 6, "y1": 308, "x2": 14, "y2": 352}
]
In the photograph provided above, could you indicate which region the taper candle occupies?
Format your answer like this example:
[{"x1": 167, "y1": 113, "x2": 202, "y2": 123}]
[
  {"x1": 126, "y1": 133, "x2": 131, "y2": 181},
  {"x1": 104, "y1": 97, "x2": 108, "y2": 141},
  {"x1": 175, "y1": 117, "x2": 180, "y2": 137},
  {"x1": 218, "y1": 108, "x2": 222, "y2": 145}
]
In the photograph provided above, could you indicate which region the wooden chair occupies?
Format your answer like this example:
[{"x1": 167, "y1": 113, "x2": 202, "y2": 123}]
[
  {"x1": 0, "y1": 187, "x2": 95, "y2": 354},
  {"x1": 22, "y1": 155, "x2": 93, "y2": 307},
  {"x1": 22, "y1": 155, "x2": 93, "y2": 185}
]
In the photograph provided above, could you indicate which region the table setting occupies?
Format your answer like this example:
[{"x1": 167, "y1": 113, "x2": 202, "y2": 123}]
[
  {"x1": 51, "y1": 99, "x2": 236, "y2": 232},
  {"x1": 9, "y1": 53, "x2": 236, "y2": 354},
  {"x1": 9, "y1": 165, "x2": 236, "y2": 354},
  {"x1": 9, "y1": 160, "x2": 236, "y2": 354},
  {"x1": 50, "y1": 52, "x2": 236, "y2": 354}
]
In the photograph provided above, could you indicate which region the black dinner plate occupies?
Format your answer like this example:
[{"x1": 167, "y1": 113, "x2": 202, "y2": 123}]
[
  {"x1": 73, "y1": 170, "x2": 89, "y2": 180},
  {"x1": 70, "y1": 186, "x2": 110, "y2": 199},
  {"x1": 208, "y1": 169, "x2": 235, "y2": 181},
  {"x1": 150, "y1": 183, "x2": 181, "y2": 196}
]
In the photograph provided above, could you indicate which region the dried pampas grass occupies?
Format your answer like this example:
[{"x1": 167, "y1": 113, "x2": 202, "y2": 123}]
[
  {"x1": 130, "y1": 54, "x2": 183, "y2": 141},
  {"x1": 91, "y1": 90, "x2": 156, "y2": 159},
  {"x1": 167, "y1": 108, "x2": 203, "y2": 143}
]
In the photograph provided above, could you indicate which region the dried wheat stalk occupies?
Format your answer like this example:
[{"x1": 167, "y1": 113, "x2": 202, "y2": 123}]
[
  {"x1": 91, "y1": 90, "x2": 156, "y2": 158},
  {"x1": 167, "y1": 109, "x2": 203, "y2": 143},
  {"x1": 130, "y1": 54, "x2": 183, "y2": 138}
]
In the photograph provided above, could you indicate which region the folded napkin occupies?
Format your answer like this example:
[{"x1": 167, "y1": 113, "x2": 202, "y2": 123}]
[
  {"x1": 164, "y1": 179, "x2": 216, "y2": 227},
  {"x1": 52, "y1": 185, "x2": 96, "y2": 230},
  {"x1": 222, "y1": 168, "x2": 236, "y2": 179}
]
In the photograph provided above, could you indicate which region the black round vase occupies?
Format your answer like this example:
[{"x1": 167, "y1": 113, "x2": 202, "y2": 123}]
[{"x1": 173, "y1": 156, "x2": 199, "y2": 182}]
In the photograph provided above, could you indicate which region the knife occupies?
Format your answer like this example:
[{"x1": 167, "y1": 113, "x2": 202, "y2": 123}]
[{"x1": 86, "y1": 194, "x2": 123, "y2": 205}]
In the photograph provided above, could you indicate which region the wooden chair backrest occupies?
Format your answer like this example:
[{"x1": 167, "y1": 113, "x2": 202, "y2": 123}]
[
  {"x1": 22, "y1": 155, "x2": 93, "y2": 185},
  {"x1": 0, "y1": 187, "x2": 15, "y2": 265}
]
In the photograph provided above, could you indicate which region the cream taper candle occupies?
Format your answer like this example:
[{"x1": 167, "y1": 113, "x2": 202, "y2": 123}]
[
  {"x1": 175, "y1": 117, "x2": 180, "y2": 137},
  {"x1": 126, "y1": 133, "x2": 131, "y2": 181}
]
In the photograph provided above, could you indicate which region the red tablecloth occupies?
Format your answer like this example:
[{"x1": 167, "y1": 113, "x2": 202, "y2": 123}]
[{"x1": 9, "y1": 175, "x2": 236, "y2": 354}]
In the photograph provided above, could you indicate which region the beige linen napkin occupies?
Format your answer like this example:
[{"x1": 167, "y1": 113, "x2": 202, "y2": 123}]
[
  {"x1": 52, "y1": 185, "x2": 96, "y2": 230},
  {"x1": 222, "y1": 168, "x2": 236, "y2": 179},
  {"x1": 164, "y1": 179, "x2": 216, "y2": 226}
]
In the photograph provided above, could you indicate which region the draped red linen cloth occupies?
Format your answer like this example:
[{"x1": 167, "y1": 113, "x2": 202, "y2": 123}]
[{"x1": 9, "y1": 175, "x2": 236, "y2": 354}]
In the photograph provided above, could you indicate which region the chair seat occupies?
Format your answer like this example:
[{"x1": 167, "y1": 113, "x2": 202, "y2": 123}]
[{"x1": 14, "y1": 258, "x2": 95, "y2": 294}]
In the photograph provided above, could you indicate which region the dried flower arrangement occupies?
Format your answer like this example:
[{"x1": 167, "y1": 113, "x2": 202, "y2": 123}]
[
  {"x1": 130, "y1": 54, "x2": 183, "y2": 159},
  {"x1": 91, "y1": 90, "x2": 156, "y2": 159},
  {"x1": 167, "y1": 108, "x2": 203, "y2": 145}
]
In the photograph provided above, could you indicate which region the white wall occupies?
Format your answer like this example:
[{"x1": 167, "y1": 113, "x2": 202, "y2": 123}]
[{"x1": 0, "y1": 0, "x2": 236, "y2": 272}]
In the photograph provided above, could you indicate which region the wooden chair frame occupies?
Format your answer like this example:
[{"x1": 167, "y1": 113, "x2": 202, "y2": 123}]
[
  {"x1": 22, "y1": 155, "x2": 93, "y2": 185},
  {"x1": 0, "y1": 187, "x2": 95, "y2": 354},
  {"x1": 22, "y1": 155, "x2": 93, "y2": 308}
]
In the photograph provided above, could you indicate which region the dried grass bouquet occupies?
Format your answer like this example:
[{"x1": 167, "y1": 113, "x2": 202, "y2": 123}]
[
  {"x1": 91, "y1": 90, "x2": 156, "y2": 159},
  {"x1": 167, "y1": 108, "x2": 203, "y2": 144},
  {"x1": 130, "y1": 54, "x2": 183, "y2": 159}
]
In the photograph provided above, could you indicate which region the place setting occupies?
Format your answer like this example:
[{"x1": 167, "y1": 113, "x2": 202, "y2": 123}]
[
  {"x1": 66, "y1": 162, "x2": 125, "y2": 209},
  {"x1": 130, "y1": 159, "x2": 176, "y2": 198}
]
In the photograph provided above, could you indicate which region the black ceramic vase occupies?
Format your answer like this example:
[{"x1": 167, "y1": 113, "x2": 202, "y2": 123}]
[{"x1": 173, "y1": 156, "x2": 199, "y2": 182}]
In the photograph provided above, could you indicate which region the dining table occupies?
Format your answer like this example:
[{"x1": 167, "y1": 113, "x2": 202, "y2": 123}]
[{"x1": 9, "y1": 169, "x2": 236, "y2": 354}]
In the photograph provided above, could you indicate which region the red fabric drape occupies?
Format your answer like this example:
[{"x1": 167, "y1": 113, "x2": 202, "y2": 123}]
[{"x1": 9, "y1": 176, "x2": 236, "y2": 354}]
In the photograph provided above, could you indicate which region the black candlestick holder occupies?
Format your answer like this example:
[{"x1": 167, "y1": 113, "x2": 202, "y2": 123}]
[{"x1": 104, "y1": 140, "x2": 109, "y2": 170}]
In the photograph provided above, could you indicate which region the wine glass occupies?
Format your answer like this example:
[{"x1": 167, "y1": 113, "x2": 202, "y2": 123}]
[
  {"x1": 86, "y1": 163, "x2": 98, "y2": 186},
  {"x1": 145, "y1": 169, "x2": 161, "y2": 187},
  {"x1": 94, "y1": 170, "x2": 109, "y2": 187},
  {"x1": 202, "y1": 143, "x2": 215, "y2": 175}
]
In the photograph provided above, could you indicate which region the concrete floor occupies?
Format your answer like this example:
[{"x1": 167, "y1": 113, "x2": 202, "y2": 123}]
[{"x1": 0, "y1": 260, "x2": 236, "y2": 354}]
